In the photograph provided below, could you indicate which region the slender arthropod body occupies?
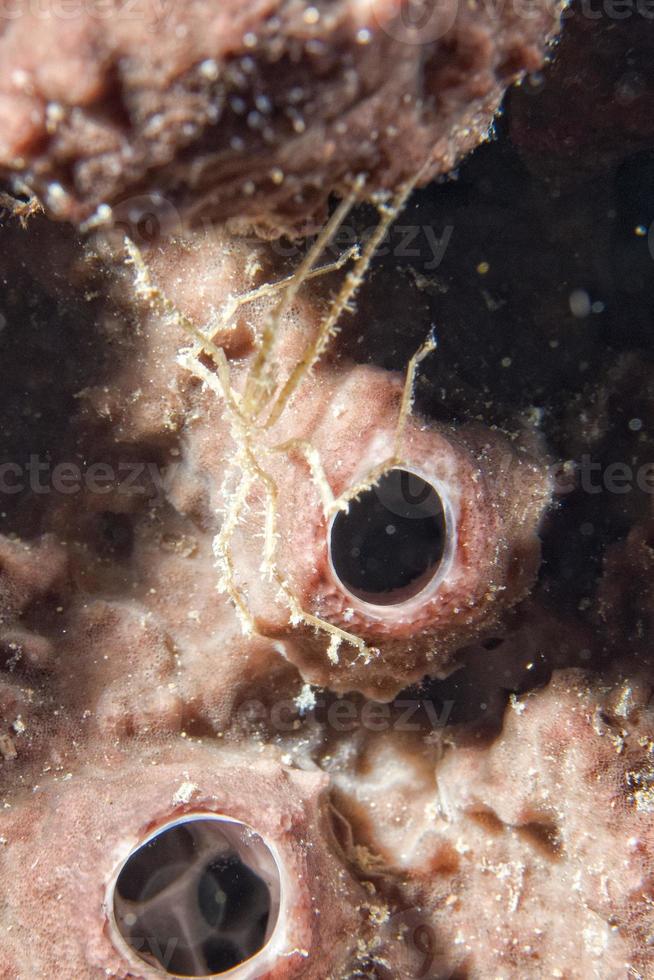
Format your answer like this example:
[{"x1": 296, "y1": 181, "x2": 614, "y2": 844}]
[{"x1": 126, "y1": 168, "x2": 435, "y2": 664}]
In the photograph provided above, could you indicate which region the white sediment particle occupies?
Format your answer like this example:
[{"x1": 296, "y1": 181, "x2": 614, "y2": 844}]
[
  {"x1": 199, "y1": 58, "x2": 219, "y2": 81},
  {"x1": 366, "y1": 903, "x2": 389, "y2": 925},
  {"x1": 614, "y1": 683, "x2": 634, "y2": 719},
  {"x1": 569, "y1": 288, "x2": 591, "y2": 318},
  {"x1": 509, "y1": 692, "x2": 526, "y2": 715},
  {"x1": 79, "y1": 202, "x2": 112, "y2": 232},
  {"x1": 327, "y1": 634, "x2": 340, "y2": 664},
  {"x1": 272, "y1": 640, "x2": 290, "y2": 661},
  {"x1": 294, "y1": 684, "x2": 316, "y2": 712},
  {"x1": 583, "y1": 913, "x2": 611, "y2": 956},
  {"x1": 172, "y1": 781, "x2": 198, "y2": 806},
  {"x1": 46, "y1": 182, "x2": 67, "y2": 204},
  {"x1": 11, "y1": 68, "x2": 31, "y2": 89},
  {"x1": 482, "y1": 860, "x2": 525, "y2": 913},
  {"x1": 633, "y1": 783, "x2": 654, "y2": 813}
]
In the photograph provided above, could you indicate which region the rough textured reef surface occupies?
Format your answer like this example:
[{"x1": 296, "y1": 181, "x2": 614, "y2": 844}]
[
  {"x1": 329, "y1": 669, "x2": 654, "y2": 979},
  {"x1": 0, "y1": 0, "x2": 559, "y2": 232}
]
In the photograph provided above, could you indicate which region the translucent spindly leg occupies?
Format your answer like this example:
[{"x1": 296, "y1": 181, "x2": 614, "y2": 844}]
[
  {"x1": 177, "y1": 351, "x2": 373, "y2": 660},
  {"x1": 242, "y1": 175, "x2": 366, "y2": 420},
  {"x1": 261, "y1": 166, "x2": 431, "y2": 430},
  {"x1": 327, "y1": 329, "x2": 438, "y2": 517},
  {"x1": 191, "y1": 245, "x2": 358, "y2": 365}
]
